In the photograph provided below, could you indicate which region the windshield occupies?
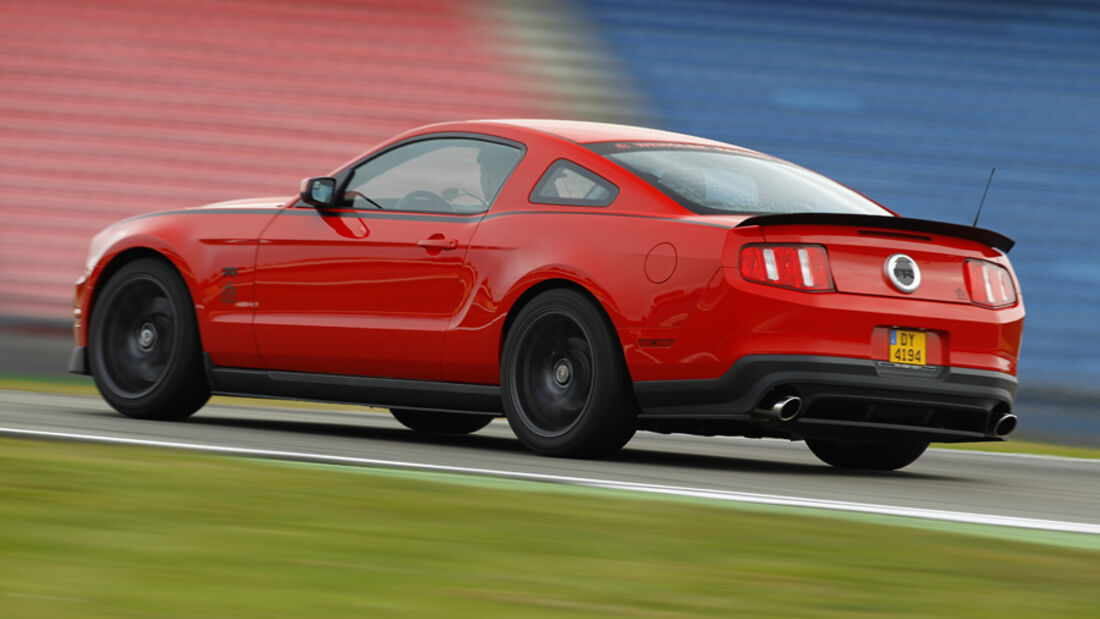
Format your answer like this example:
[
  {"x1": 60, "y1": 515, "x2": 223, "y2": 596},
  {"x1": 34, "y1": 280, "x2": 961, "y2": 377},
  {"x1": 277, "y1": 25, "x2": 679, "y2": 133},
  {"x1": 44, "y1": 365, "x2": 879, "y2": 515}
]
[{"x1": 588, "y1": 142, "x2": 891, "y2": 216}]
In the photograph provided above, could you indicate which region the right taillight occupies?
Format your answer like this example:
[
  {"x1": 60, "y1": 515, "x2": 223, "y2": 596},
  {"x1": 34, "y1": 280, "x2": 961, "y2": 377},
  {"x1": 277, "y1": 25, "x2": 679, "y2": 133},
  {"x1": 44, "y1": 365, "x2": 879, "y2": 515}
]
[
  {"x1": 739, "y1": 244, "x2": 834, "y2": 292},
  {"x1": 964, "y1": 259, "x2": 1016, "y2": 308}
]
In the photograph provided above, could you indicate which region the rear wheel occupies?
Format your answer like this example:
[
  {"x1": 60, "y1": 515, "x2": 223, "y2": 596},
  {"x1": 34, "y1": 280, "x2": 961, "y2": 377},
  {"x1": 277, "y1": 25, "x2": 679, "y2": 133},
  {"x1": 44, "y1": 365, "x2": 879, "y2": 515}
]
[
  {"x1": 806, "y1": 439, "x2": 929, "y2": 471},
  {"x1": 88, "y1": 257, "x2": 209, "y2": 420},
  {"x1": 390, "y1": 409, "x2": 493, "y2": 434},
  {"x1": 501, "y1": 289, "x2": 636, "y2": 458}
]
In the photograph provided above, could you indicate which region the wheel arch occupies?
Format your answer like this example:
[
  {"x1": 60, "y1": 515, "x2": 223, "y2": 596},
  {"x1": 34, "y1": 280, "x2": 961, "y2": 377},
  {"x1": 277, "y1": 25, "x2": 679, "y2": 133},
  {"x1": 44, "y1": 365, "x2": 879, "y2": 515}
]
[
  {"x1": 87, "y1": 247, "x2": 199, "y2": 341},
  {"x1": 498, "y1": 278, "x2": 630, "y2": 377}
]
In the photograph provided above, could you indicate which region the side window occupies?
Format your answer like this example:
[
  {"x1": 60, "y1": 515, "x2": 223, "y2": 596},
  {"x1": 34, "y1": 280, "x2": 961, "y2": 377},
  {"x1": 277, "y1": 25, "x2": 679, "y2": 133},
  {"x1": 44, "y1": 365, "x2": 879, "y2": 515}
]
[
  {"x1": 530, "y1": 160, "x2": 618, "y2": 207},
  {"x1": 344, "y1": 138, "x2": 523, "y2": 214}
]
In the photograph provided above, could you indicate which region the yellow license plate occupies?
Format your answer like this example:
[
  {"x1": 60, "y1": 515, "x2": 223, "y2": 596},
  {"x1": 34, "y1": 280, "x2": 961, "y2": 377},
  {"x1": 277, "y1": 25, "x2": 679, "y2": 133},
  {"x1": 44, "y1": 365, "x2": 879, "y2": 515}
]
[{"x1": 889, "y1": 329, "x2": 926, "y2": 365}]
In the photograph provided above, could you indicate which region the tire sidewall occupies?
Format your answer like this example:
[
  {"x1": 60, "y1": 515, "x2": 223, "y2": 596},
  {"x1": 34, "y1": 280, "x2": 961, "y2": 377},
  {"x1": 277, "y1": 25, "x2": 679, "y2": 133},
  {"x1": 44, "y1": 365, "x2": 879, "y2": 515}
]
[
  {"x1": 501, "y1": 289, "x2": 634, "y2": 457},
  {"x1": 390, "y1": 409, "x2": 494, "y2": 434},
  {"x1": 89, "y1": 258, "x2": 207, "y2": 418},
  {"x1": 806, "y1": 439, "x2": 929, "y2": 471}
]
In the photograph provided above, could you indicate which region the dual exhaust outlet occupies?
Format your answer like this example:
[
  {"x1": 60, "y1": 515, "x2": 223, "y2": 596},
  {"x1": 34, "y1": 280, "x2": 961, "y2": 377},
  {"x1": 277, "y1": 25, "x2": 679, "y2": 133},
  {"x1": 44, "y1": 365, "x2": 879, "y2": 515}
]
[{"x1": 751, "y1": 393, "x2": 1018, "y2": 438}]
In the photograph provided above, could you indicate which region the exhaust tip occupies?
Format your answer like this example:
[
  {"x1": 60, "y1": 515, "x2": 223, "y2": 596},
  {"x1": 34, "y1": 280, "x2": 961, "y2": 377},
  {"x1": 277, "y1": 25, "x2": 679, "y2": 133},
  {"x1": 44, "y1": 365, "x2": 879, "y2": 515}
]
[
  {"x1": 993, "y1": 413, "x2": 1018, "y2": 437},
  {"x1": 754, "y1": 394, "x2": 801, "y2": 422},
  {"x1": 773, "y1": 396, "x2": 802, "y2": 421}
]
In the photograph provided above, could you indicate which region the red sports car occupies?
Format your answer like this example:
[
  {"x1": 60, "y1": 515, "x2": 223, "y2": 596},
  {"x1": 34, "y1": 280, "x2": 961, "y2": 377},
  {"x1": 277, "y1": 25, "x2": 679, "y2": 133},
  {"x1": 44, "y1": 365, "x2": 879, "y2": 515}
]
[{"x1": 69, "y1": 120, "x2": 1024, "y2": 470}]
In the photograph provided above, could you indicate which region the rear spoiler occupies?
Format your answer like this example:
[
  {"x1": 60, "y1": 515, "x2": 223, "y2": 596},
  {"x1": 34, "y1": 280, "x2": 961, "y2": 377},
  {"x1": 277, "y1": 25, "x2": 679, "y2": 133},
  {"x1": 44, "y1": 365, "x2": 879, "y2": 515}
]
[{"x1": 737, "y1": 213, "x2": 1014, "y2": 253}]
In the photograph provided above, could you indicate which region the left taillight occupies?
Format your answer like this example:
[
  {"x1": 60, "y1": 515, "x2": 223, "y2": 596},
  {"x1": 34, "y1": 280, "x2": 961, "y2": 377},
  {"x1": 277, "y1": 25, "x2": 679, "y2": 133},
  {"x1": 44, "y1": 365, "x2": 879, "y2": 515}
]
[
  {"x1": 739, "y1": 244, "x2": 834, "y2": 292},
  {"x1": 964, "y1": 259, "x2": 1017, "y2": 308}
]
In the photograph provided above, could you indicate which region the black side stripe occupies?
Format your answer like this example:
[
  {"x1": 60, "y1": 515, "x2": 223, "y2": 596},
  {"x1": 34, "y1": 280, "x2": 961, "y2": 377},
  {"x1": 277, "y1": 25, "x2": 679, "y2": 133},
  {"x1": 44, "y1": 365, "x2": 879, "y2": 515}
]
[{"x1": 114, "y1": 206, "x2": 734, "y2": 229}]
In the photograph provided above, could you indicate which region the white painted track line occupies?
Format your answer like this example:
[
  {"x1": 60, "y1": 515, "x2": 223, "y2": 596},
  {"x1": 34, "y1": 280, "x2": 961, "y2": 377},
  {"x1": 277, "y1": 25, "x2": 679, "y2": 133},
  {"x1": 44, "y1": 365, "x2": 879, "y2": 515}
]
[{"x1": 3, "y1": 426, "x2": 1098, "y2": 536}]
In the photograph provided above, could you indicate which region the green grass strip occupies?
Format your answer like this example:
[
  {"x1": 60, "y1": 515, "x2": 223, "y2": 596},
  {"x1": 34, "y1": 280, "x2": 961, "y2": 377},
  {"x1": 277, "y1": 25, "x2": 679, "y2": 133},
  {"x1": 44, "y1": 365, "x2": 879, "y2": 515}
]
[
  {"x1": 1, "y1": 437, "x2": 1097, "y2": 617},
  {"x1": 271, "y1": 459, "x2": 1100, "y2": 551},
  {"x1": 0, "y1": 376, "x2": 383, "y2": 412},
  {"x1": 0, "y1": 375, "x2": 98, "y2": 396},
  {"x1": 936, "y1": 440, "x2": 1100, "y2": 460}
]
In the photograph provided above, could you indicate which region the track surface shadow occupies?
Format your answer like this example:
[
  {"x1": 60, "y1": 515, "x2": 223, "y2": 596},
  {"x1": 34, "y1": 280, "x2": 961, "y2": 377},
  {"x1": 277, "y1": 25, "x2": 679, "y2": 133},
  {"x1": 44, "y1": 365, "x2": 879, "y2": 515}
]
[
  {"x1": 189, "y1": 415, "x2": 528, "y2": 452},
  {"x1": 613, "y1": 445, "x2": 962, "y2": 482},
  {"x1": 182, "y1": 414, "x2": 965, "y2": 482}
]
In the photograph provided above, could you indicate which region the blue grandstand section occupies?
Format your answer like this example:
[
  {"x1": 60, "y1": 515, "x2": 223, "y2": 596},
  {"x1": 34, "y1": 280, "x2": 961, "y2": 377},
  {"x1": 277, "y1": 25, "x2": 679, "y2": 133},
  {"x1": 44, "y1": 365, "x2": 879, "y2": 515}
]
[{"x1": 583, "y1": 0, "x2": 1100, "y2": 388}]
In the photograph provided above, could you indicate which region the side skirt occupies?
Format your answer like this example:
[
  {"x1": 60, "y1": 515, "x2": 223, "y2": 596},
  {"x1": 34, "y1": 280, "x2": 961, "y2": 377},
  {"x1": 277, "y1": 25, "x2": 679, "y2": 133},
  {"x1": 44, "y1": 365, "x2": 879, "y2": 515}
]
[{"x1": 204, "y1": 356, "x2": 502, "y2": 415}]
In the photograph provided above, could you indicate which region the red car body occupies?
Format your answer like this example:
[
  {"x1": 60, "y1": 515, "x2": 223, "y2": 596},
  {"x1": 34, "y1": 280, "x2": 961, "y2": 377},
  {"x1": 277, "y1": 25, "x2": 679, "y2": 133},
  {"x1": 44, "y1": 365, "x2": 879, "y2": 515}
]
[{"x1": 70, "y1": 120, "x2": 1024, "y2": 469}]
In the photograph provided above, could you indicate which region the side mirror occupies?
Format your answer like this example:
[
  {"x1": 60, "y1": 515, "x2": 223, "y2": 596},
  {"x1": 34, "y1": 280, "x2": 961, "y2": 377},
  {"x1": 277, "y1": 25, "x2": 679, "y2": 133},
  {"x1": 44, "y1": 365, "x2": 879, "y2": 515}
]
[{"x1": 300, "y1": 177, "x2": 338, "y2": 209}]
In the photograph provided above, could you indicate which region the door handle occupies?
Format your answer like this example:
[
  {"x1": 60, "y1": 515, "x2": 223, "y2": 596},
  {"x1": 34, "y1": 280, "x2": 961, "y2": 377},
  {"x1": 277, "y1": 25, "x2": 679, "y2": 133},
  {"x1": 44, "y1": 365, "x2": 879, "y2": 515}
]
[{"x1": 417, "y1": 237, "x2": 459, "y2": 250}]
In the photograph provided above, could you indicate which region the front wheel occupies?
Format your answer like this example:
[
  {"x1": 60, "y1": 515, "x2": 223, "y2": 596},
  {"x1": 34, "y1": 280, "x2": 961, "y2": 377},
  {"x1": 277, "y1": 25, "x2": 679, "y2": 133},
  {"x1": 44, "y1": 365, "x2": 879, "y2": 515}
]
[
  {"x1": 390, "y1": 409, "x2": 493, "y2": 434},
  {"x1": 88, "y1": 257, "x2": 209, "y2": 420},
  {"x1": 501, "y1": 289, "x2": 636, "y2": 458},
  {"x1": 806, "y1": 439, "x2": 929, "y2": 471}
]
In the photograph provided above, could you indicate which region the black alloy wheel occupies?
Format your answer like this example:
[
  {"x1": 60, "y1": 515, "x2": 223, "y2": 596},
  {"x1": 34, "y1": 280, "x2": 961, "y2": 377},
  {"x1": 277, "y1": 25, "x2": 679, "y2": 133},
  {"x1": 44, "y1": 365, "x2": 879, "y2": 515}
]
[
  {"x1": 390, "y1": 409, "x2": 494, "y2": 434},
  {"x1": 502, "y1": 289, "x2": 636, "y2": 458},
  {"x1": 806, "y1": 439, "x2": 929, "y2": 471},
  {"x1": 89, "y1": 258, "x2": 209, "y2": 420}
]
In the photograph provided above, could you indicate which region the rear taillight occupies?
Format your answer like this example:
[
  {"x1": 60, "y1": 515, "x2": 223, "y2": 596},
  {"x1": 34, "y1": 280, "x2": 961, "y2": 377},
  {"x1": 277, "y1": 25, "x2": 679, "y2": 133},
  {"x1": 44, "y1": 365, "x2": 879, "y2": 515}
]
[
  {"x1": 739, "y1": 244, "x2": 834, "y2": 292},
  {"x1": 964, "y1": 259, "x2": 1016, "y2": 308}
]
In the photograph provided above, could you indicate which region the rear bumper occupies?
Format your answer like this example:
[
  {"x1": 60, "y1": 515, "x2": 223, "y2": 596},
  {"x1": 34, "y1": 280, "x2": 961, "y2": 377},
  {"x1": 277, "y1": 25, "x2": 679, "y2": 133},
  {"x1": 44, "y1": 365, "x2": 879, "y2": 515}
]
[{"x1": 633, "y1": 354, "x2": 1017, "y2": 443}]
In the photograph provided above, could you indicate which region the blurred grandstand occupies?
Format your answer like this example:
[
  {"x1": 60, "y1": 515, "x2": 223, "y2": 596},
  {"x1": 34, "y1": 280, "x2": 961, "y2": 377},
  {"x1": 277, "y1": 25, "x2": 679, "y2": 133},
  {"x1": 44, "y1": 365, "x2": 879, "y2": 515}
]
[{"x1": 2, "y1": 0, "x2": 1097, "y2": 398}]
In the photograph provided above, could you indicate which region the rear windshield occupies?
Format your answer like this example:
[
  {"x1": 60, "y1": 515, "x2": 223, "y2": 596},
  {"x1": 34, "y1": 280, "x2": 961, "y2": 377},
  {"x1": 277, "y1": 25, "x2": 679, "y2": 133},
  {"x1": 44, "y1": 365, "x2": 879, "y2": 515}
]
[{"x1": 587, "y1": 142, "x2": 890, "y2": 216}]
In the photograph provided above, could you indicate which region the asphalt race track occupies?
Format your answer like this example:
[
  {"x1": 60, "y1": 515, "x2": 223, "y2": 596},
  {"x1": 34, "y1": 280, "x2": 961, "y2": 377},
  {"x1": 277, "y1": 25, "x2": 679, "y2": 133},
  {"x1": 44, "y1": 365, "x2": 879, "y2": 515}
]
[{"x1": 2, "y1": 389, "x2": 1098, "y2": 535}]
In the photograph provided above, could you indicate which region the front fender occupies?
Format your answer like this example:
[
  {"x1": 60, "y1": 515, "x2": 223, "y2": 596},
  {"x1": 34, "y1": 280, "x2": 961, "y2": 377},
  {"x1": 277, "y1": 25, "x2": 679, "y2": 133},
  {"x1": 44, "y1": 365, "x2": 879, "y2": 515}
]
[
  {"x1": 76, "y1": 207, "x2": 278, "y2": 368},
  {"x1": 77, "y1": 225, "x2": 199, "y2": 348}
]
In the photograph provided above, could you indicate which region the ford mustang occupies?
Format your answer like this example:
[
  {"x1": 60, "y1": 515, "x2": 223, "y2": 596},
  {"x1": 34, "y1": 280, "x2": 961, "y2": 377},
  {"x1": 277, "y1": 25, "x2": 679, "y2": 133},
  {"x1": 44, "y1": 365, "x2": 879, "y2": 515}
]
[{"x1": 68, "y1": 120, "x2": 1024, "y2": 470}]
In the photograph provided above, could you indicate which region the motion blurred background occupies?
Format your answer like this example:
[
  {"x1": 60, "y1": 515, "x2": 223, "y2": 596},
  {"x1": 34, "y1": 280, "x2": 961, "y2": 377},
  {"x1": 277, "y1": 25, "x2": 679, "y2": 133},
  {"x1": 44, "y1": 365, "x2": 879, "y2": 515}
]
[{"x1": 1, "y1": 0, "x2": 1097, "y2": 440}]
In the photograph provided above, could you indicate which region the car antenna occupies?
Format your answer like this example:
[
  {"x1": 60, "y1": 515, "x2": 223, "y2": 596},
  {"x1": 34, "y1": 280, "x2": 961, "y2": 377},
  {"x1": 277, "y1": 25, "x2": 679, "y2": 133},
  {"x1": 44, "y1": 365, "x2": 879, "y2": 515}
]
[{"x1": 972, "y1": 167, "x2": 996, "y2": 227}]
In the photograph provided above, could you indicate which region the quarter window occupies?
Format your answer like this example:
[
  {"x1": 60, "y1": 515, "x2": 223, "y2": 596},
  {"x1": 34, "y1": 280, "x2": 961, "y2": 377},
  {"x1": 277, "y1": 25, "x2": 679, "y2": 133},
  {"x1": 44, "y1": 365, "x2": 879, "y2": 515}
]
[
  {"x1": 344, "y1": 138, "x2": 523, "y2": 214},
  {"x1": 530, "y1": 160, "x2": 618, "y2": 207}
]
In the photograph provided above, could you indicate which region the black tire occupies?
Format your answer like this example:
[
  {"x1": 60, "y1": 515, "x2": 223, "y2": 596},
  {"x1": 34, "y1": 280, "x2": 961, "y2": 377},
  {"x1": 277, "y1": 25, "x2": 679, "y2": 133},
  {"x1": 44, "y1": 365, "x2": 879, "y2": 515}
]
[
  {"x1": 391, "y1": 409, "x2": 493, "y2": 434},
  {"x1": 806, "y1": 439, "x2": 929, "y2": 471},
  {"x1": 88, "y1": 257, "x2": 210, "y2": 420},
  {"x1": 501, "y1": 289, "x2": 636, "y2": 458}
]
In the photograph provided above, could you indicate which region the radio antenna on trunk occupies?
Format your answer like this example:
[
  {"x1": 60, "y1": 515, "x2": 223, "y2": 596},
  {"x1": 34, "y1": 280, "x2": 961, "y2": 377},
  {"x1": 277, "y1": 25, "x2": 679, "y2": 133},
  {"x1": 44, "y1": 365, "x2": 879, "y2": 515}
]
[{"x1": 973, "y1": 167, "x2": 996, "y2": 227}]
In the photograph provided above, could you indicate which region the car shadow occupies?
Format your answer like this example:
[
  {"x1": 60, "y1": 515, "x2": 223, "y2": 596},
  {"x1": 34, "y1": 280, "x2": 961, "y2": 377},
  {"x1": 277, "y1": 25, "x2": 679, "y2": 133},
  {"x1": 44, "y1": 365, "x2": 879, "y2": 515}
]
[
  {"x1": 612, "y1": 445, "x2": 963, "y2": 481},
  {"x1": 169, "y1": 412, "x2": 966, "y2": 482},
  {"x1": 186, "y1": 414, "x2": 531, "y2": 453}
]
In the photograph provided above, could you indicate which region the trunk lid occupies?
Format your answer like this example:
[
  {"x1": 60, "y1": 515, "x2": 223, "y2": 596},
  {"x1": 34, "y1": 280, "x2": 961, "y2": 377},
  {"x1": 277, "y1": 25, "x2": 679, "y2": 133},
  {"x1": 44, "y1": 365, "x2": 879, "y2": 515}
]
[{"x1": 737, "y1": 214, "x2": 1014, "y2": 303}]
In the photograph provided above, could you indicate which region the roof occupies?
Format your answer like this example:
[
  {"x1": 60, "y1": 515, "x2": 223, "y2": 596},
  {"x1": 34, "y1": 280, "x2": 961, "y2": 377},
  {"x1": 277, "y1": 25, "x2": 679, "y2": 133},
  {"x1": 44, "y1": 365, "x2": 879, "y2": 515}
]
[{"x1": 434, "y1": 119, "x2": 738, "y2": 147}]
